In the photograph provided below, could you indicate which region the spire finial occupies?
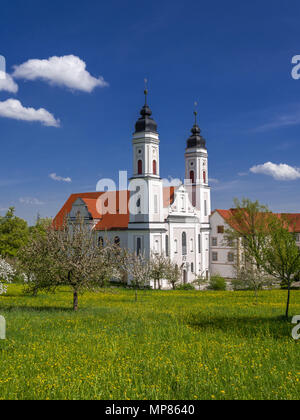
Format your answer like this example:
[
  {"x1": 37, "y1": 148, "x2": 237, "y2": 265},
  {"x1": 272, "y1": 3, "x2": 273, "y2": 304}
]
[
  {"x1": 144, "y1": 78, "x2": 148, "y2": 105},
  {"x1": 194, "y1": 101, "x2": 198, "y2": 125}
]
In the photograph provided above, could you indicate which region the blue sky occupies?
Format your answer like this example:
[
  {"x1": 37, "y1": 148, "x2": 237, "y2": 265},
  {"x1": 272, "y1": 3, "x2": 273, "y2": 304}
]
[{"x1": 1, "y1": 0, "x2": 300, "y2": 224}]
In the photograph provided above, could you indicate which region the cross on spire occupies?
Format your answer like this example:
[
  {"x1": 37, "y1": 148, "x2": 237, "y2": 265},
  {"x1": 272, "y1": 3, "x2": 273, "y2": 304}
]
[
  {"x1": 194, "y1": 101, "x2": 198, "y2": 125},
  {"x1": 144, "y1": 78, "x2": 148, "y2": 105}
]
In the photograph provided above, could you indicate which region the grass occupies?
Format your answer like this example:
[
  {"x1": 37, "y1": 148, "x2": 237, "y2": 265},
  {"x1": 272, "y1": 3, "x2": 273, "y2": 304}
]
[{"x1": 0, "y1": 285, "x2": 299, "y2": 400}]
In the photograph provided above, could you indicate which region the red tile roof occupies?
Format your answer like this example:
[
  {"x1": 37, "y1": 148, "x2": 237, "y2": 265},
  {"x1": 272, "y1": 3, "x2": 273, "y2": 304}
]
[
  {"x1": 277, "y1": 213, "x2": 300, "y2": 232},
  {"x1": 213, "y1": 209, "x2": 300, "y2": 233},
  {"x1": 53, "y1": 187, "x2": 176, "y2": 231}
]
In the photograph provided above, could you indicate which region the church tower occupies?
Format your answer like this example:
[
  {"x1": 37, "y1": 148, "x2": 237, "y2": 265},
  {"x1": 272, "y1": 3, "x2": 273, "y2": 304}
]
[
  {"x1": 128, "y1": 87, "x2": 165, "y2": 256},
  {"x1": 184, "y1": 109, "x2": 211, "y2": 223}
]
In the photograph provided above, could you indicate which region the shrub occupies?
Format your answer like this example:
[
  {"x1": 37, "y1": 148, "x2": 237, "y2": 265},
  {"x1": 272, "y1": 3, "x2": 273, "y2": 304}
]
[
  {"x1": 208, "y1": 275, "x2": 227, "y2": 291},
  {"x1": 176, "y1": 283, "x2": 195, "y2": 290}
]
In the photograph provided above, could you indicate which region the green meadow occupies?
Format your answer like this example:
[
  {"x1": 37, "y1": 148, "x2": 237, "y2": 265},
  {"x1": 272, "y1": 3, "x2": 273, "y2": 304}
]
[{"x1": 0, "y1": 285, "x2": 299, "y2": 400}]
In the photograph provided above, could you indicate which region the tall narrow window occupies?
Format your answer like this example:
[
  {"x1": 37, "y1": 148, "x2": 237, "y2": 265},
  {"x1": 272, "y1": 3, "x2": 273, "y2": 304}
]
[
  {"x1": 174, "y1": 239, "x2": 178, "y2": 253},
  {"x1": 114, "y1": 236, "x2": 120, "y2": 247},
  {"x1": 182, "y1": 232, "x2": 187, "y2": 255},
  {"x1": 203, "y1": 171, "x2": 206, "y2": 184},
  {"x1": 138, "y1": 160, "x2": 143, "y2": 175},
  {"x1": 98, "y1": 236, "x2": 104, "y2": 247},
  {"x1": 191, "y1": 262, "x2": 194, "y2": 273},
  {"x1": 192, "y1": 190, "x2": 196, "y2": 207},
  {"x1": 137, "y1": 237, "x2": 141, "y2": 256},
  {"x1": 198, "y1": 234, "x2": 201, "y2": 253},
  {"x1": 204, "y1": 200, "x2": 207, "y2": 216},
  {"x1": 190, "y1": 238, "x2": 194, "y2": 252},
  {"x1": 190, "y1": 170, "x2": 195, "y2": 184},
  {"x1": 153, "y1": 160, "x2": 157, "y2": 175},
  {"x1": 165, "y1": 235, "x2": 169, "y2": 257}
]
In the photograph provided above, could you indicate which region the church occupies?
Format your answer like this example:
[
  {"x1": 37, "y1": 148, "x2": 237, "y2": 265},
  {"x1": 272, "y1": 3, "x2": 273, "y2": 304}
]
[{"x1": 54, "y1": 88, "x2": 211, "y2": 287}]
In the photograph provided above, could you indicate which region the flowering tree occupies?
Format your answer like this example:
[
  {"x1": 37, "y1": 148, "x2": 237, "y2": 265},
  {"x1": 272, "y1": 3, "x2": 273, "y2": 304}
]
[
  {"x1": 165, "y1": 261, "x2": 184, "y2": 290},
  {"x1": 0, "y1": 258, "x2": 15, "y2": 295},
  {"x1": 119, "y1": 249, "x2": 152, "y2": 300},
  {"x1": 19, "y1": 217, "x2": 117, "y2": 311},
  {"x1": 149, "y1": 252, "x2": 172, "y2": 290}
]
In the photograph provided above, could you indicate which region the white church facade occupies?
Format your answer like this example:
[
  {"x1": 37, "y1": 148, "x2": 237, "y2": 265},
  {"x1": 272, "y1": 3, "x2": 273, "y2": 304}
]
[
  {"x1": 54, "y1": 89, "x2": 300, "y2": 286},
  {"x1": 54, "y1": 89, "x2": 211, "y2": 287}
]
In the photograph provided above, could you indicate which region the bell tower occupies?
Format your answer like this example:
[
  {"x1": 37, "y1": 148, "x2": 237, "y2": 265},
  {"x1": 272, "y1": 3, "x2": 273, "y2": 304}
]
[
  {"x1": 184, "y1": 107, "x2": 211, "y2": 222},
  {"x1": 128, "y1": 86, "x2": 166, "y2": 258},
  {"x1": 129, "y1": 86, "x2": 164, "y2": 225},
  {"x1": 132, "y1": 87, "x2": 160, "y2": 179}
]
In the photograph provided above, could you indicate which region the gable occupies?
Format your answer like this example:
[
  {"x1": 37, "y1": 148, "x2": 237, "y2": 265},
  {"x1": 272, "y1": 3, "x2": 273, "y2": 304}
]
[{"x1": 53, "y1": 187, "x2": 176, "y2": 231}]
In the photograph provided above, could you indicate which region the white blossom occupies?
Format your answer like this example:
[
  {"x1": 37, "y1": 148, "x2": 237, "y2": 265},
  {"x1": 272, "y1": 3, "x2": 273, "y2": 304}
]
[{"x1": 0, "y1": 258, "x2": 15, "y2": 294}]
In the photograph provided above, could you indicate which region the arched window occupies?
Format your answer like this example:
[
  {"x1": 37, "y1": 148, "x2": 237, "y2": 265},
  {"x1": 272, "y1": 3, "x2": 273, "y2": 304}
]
[
  {"x1": 182, "y1": 232, "x2": 187, "y2": 255},
  {"x1": 114, "y1": 236, "x2": 120, "y2": 247},
  {"x1": 98, "y1": 236, "x2": 104, "y2": 247},
  {"x1": 153, "y1": 160, "x2": 157, "y2": 175},
  {"x1": 190, "y1": 170, "x2": 195, "y2": 184},
  {"x1": 203, "y1": 171, "x2": 206, "y2": 184},
  {"x1": 138, "y1": 160, "x2": 143, "y2": 175}
]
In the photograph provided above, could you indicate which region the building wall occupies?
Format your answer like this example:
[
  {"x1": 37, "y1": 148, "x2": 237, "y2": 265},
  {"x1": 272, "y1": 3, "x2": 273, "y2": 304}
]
[{"x1": 209, "y1": 211, "x2": 236, "y2": 279}]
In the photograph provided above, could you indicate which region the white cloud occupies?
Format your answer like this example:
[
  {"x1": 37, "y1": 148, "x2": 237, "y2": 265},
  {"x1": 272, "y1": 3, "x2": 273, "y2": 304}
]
[
  {"x1": 250, "y1": 162, "x2": 300, "y2": 181},
  {"x1": 13, "y1": 55, "x2": 109, "y2": 93},
  {"x1": 254, "y1": 112, "x2": 300, "y2": 132},
  {"x1": 208, "y1": 177, "x2": 219, "y2": 184},
  {"x1": 0, "y1": 71, "x2": 18, "y2": 93},
  {"x1": 163, "y1": 176, "x2": 182, "y2": 187},
  {"x1": 49, "y1": 173, "x2": 72, "y2": 183},
  {"x1": 19, "y1": 197, "x2": 45, "y2": 205},
  {"x1": 0, "y1": 99, "x2": 60, "y2": 127}
]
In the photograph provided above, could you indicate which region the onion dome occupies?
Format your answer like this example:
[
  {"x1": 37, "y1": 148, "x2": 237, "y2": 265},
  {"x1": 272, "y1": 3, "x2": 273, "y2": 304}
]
[
  {"x1": 134, "y1": 89, "x2": 158, "y2": 134},
  {"x1": 186, "y1": 111, "x2": 206, "y2": 149}
]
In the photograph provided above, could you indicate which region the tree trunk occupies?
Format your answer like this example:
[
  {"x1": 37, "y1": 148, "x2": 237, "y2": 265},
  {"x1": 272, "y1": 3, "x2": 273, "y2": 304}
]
[
  {"x1": 285, "y1": 281, "x2": 291, "y2": 320},
  {"x1": 135, "y1": 288, "x2": 138, "y2": 302},
  {"x1": 73, "y1": 290, "x2": 79, "y2": 312}
]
